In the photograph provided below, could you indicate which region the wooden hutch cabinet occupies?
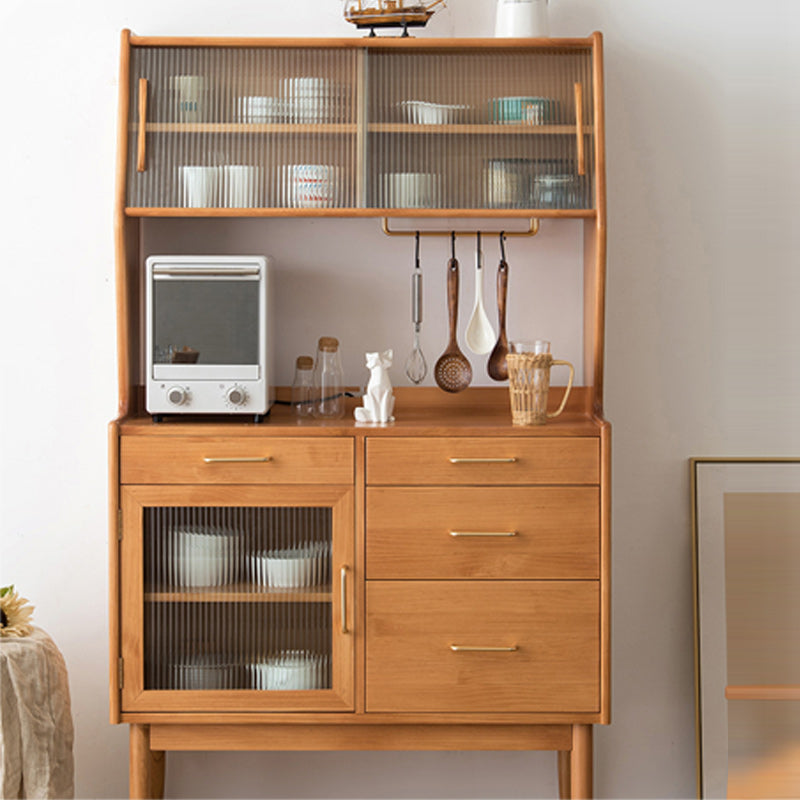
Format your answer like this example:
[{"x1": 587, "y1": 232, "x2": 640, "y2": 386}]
[{"x1": 110, "y1": 29, "x2": 609, "y2": 799}]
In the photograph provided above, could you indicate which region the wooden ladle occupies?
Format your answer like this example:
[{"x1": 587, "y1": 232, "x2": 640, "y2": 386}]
[
  {"x1": 435, "y1": 236, "x2": 472, "y2": 393},
  {"x1": 487, "y1": 233, "x2": 510, "y2": 381}
]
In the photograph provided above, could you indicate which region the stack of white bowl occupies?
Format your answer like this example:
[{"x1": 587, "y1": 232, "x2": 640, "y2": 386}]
[
  {"x1": 249, "y1": 541, "x2": 330, "y2": 589},
  {"x1": 172, "y1": 527, "x2": 240, "y2": 587},
  {"x1": 248, "y1": 651, "x2": 330, "y2": 691},
  {"x1": 282, "y1": 164, "x2": 341, "y2": 208}
]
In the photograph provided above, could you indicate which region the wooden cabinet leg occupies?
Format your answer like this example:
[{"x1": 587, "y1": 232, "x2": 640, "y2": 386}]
[
  {"x1": 130, "y1": 724, "x2": 166, "y2": 799},
  {"x1": 569, "y1": 724, "x2": 593, "y2": 799},
  {"x1": 557, "y1": 750, "x2": 571, "y2": 799}
]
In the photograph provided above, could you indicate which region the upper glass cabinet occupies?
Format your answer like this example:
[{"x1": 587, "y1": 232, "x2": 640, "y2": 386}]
[{"x1": 125, "y1": 41, "x2": 597, "y2": 214}]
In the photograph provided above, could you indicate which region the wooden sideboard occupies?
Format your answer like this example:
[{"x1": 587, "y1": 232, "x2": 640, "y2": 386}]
[{"x1": 110, "y1": 31, "x2": 608, "y2": 799}]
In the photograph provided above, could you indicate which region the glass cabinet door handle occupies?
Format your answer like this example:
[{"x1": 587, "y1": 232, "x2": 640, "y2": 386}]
[
  {"x1": 202, "y1": 456, "x2": 272, "y2": 463},
  {"x1": 450, "y1": 645, "x2": 518, "y2": 652},
  {"x1": 341, "y1": 566, "x2": 348, "y2": 634},
  {"x1": 574, "y1": 81, "x2": 585, "y2": 176},
  {"x1": 448, "y1": 457, "x2": 517, "y2": 464},
  {"x1": 137, "y1": 78, "x2": 148, "y2": 173}
]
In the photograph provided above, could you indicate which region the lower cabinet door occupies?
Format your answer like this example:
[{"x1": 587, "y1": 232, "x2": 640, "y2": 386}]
[
  {"x1": 119, "y1": 485, "x2": 355, "y2": 713},
  {"x1": 366, "y1": 581, "x2": 599, "y2": 713}
]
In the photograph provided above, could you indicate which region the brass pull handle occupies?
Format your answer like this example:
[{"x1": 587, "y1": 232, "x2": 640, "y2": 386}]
[
  {"x1": 137, "y1": 78, "x2": 148, "y2": 173},
  {"x1": 450, "y1": 531, "x2": 517, "y2": 538},
  {"x1": 202, "y1": 456, "x2": 272, "y2": 463},
  {"x1": 448, "y1": 457, "x2": 517, "y2": 464},
  {"x1": 450, "y1": 645, "x2": 518, "y2": 652},
  {"x1": 574, "y1": 82, "x2": 585, "y2": 177},
  {"x1": 340, "y1": 566, "x2": 348, "y2": 634}
]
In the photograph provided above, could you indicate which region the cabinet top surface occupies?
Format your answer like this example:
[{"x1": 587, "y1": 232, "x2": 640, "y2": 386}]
[
  {"x1": 116, "y1": 389, "x2": 606, "y2": 437},
  {"x1": 126, "y1": 31, "x2": 601, "y2": 51}
]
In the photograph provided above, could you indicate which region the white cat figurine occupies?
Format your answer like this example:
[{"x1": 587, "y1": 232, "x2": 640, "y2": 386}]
[{"x1": 354, "y1": 349, "x2": 395, "y2": 424}]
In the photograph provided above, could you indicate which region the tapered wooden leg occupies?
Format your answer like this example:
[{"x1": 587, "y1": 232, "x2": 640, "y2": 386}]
[
  {"x1": 558, "y1": 750, "x2": 571, "y2": 799},
  {"x1": 130, "y1": 724, "x2": 166, "y2": 799},
  {"x1": 569, "y1": 724, "x2": 593, "y2": 799}
]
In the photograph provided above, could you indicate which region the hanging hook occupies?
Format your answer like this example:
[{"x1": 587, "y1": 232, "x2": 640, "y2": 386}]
[
  {"x1": 451, "y1": 231, "x2": 456, "y2": 260},
  {"x1": 415, "y1": 231, "x2": 420, "y2": 269},
  {"x1": 499, "y1": 231, "x2": 506, "y2": 263}
]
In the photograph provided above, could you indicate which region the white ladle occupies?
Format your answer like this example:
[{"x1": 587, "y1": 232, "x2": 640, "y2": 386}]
[{"x1": 465, "y1": 232, "x2": 496, "y2": 355}]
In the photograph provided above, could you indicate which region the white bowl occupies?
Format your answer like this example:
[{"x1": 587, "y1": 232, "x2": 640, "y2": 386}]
[
  {"x1": 248, "y1": 651, "x2": 329, "y2": 690},
  {"x1": 250, "y1": 542, "x2": 329, "y2": 588},
  {"x1": 399, "y1": 100, "x2": 471, "y2": 125}
]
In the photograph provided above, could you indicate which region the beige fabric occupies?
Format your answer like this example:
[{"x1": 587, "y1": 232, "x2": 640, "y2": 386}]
[{"x1": 0, "y1": 628, "x2": 74, "y2": 799}]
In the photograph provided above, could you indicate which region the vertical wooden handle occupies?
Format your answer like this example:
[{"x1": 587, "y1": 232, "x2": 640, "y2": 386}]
[
  {"x1": 446, "y1": 257, "x2": 460, "y2": 347},
  {"x1": 137, "y1": 78, "x2": 148, "y2": 173},
  {"x1": 574, "y1": 82, "x2": 585, "y2": 177}
]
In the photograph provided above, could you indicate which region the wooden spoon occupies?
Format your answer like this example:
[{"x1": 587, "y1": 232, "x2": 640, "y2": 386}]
[
  {"x1": 487, "y1": 249, "x2": 509, "y2": 381},
  {"x1": 434, "y1": 255, "x2": 472, "y2": 393}
]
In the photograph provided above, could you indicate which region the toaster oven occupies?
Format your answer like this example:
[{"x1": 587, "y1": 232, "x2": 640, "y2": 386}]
[{"x1": 145, "y1": 255, "x2": 274, "y2": 420}]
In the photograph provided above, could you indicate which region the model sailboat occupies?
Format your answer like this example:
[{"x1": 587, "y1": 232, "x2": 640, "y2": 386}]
[{"x1": 344, "y1": 0, "x2": 446, "y2": 34}]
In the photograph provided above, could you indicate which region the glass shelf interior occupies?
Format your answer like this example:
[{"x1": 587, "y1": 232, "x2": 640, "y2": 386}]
[{"x1": 143, "y1": 505, "x2": 333, "y2": 691}]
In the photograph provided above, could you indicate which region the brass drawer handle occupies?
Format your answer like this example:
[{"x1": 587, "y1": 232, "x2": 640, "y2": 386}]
[
  {"x1": 341, "y1": 566, "x2": 348, "y2": 634},
  {"x1": 450, "y1": 531, "x2": 517, "y2": 538},
  {"x1": 203, "y1": 456, "x2": 272, "y2": 463},
  {"x1": 448, "y1": 457, "x2": 517, "y2": 464},
  {"x1": 450, "y1": 645, "x2": 518, "y2": 652}
]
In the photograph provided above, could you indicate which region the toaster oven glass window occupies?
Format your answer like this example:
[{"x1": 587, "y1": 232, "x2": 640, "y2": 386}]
[{"x1": 153, "y1": 279, "x2": 259, "y2": 365}]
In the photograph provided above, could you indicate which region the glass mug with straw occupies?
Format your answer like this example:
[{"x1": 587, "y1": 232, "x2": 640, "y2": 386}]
[{"x1": 506, "y1": 340, "x2": 574, "y2": 425}]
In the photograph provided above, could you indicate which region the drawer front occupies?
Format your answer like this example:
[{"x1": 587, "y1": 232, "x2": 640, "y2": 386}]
[
  {"x1": 366, "y1": 581, "x2": 599, "y2": 713},
  {"x1": 120, "y1": 437, "x2": 353, "y2": 484},
  {"x1": 367, "y1": 487, "x2": 599, "y2": 579},
  {"x1": 366, "y1": 437, "x2": 599, "y2": 485}
]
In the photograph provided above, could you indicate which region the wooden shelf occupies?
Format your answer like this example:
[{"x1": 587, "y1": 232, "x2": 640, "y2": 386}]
[
  {"x1": 146, "y1": 584, "x2": 333, "y2": 604},
  {"x1": 369, "y1": 123, "x2": 593, "y2": 135},
  {"x1": 138, "y1": 122, "x2": 357, "y2": 135},
  {"x1": 125, "y1": 206, "x2": 596, "y2": 218}
]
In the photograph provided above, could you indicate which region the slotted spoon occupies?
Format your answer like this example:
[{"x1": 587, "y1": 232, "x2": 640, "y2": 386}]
[{"x1": 434, "y1": 238, "x2": 472, "y2": 393}]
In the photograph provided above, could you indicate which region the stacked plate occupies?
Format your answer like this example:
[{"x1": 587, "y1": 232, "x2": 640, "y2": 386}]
[
  {"x1": 237, "y1": 95, "x2": 286, "y2": 123},
  {"x1": 171, "y1": 655, "x2": 239, "y2": 689},
  {"x1": 282, "y1": 78, "x2": 348, "y2": 123},
  {"x1": 248, "y1": 651, "x2": 330, "y2": 691},
  {"x1": 249, "y1": 542, "x2": 330, "y2": 589},
  {"x1": 398, "y1": 100, "x2": 472, "y2": 125}
]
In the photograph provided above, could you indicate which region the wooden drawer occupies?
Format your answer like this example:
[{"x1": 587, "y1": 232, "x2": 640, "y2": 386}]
[
  {"x1": 120, "y1": 437, "x2": 353, "y2": 484},
  {"x1": 366, "y1": 486, "x2": 599, "y2": 579},
  {"x1": 366, "y1": 437, "x2": 599, "y2": 485},
  {"x1": 366, "y1": 581, "x2": 599, "y2": 713}
]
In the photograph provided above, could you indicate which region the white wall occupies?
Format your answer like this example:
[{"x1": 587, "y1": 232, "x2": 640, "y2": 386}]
[{"x1": 1, "y1": 0, "x2": 797, "y2": 797}]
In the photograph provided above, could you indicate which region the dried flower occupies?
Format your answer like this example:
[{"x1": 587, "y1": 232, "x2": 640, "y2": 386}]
[{"x1": 0, "y1": 585, "x2": 34, "y2": 638}]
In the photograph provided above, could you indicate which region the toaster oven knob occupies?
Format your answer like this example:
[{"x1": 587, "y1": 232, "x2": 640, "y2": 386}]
[
  {"x1": 167, "y1": 386, "x2": 189, "y2": 406},
  {"x1": 225, "y1": 385, "x2": 247, "y2": 407}
]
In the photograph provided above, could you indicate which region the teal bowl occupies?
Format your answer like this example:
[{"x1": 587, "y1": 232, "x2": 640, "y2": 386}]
[{"x1": 488, "y1": 96, "x2": 555, "y2": 124}]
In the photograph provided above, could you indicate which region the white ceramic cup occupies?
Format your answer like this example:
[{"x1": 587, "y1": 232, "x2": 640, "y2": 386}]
[
  {"x1": 223, "y1": 165, "x2": 260, "y2": 208},
  {"x1": 180, "y1": 166, "x2": 220, "y2": 208},
  {"x1": 171, "y1": 75, "x2": 206, "y2": 122}
]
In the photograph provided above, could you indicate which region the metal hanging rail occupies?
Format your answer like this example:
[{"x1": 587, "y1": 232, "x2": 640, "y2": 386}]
[{"x1": 380, "y1": 218, "x2": 540, "y2": 237}]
